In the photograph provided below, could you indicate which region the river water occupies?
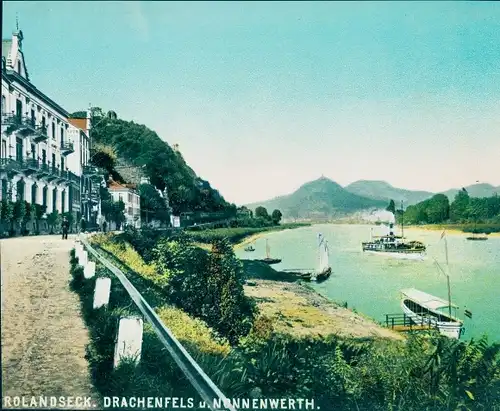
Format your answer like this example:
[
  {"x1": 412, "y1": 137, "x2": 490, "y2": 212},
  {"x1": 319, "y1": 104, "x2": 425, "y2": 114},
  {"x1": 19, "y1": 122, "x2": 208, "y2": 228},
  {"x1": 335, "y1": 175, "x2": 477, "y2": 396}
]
[{"x1": 235, "y1": 224, "x2": 500, "y2": 341}]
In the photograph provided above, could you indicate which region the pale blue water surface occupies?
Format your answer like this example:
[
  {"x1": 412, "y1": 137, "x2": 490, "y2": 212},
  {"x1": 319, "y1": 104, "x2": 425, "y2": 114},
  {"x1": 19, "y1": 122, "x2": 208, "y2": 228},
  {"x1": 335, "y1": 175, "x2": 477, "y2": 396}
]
[{"x1": 235, "y1": 224, "x2": 500, "y2": 341}]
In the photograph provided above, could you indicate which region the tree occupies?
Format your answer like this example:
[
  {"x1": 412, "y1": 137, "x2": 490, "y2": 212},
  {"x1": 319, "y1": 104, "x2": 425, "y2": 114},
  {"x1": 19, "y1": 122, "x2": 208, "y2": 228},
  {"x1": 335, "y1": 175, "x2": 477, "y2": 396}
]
[
  {"x1": 13, "y1": 200, "x2": 26, "y2": 234},
  {"x1": 450, "y1": 189, "x2": 470, "y2": 222},
  {"x1": 271, "y1": 209, "x2": 283, "y2": 224},
  {"x1": 1, "y1": 200, "x2": 14, "y2": 235},
  {"x1": 111, "y1": 200, "x2": 126, "y2": 229},
  {"x1": 386, "y1": 199, "x2": 396, "y2": 214},
  {"x1": 46, "y1": 211, "x2": 60, "y2": 234},
  {"x1": 255, "y1": 206, "x2": 270, "y2": 220},
  {"x1": 153, "y1": 237, "x2": 257, "y2": 344},
  {"x1": 138, "y1": 183, "x2": 170, "y2": 224}
]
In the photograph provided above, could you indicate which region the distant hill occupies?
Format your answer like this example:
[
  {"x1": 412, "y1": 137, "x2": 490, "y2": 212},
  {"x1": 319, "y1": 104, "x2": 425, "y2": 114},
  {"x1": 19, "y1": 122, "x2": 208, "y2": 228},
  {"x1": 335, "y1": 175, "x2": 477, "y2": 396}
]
[
  {"x1": 245, "y1": 177, "x2": 386, "y2": 220},
  {"x1": 345, "y1": 180, "x2": 434, "y2": 206},
  {"x1": 440, "y1": 183, "x2": 500, "y2": 201}
]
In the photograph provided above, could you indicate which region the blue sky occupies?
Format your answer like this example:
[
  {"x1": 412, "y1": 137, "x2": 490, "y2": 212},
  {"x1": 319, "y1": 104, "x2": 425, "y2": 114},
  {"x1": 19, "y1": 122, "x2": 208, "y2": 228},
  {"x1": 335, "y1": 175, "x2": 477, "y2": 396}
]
[{"x1": 3, "y1": 1, "x2": 500, "y2": 204}]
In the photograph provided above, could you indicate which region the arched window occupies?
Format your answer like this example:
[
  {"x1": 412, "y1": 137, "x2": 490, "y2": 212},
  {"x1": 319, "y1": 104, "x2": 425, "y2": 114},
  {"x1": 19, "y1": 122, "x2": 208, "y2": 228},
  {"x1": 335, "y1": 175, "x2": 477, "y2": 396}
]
[
  {"x1": 16, "y1": 179, "x2": 25, "y2": 202},
  {"x1": 61, "y1": 190, "x2": 66, "y2": 213},
  {"x1": 52, "y1": 188, "x2": 58, "y2": 213},
  {"x1": 31, "y1": 183, "x2": 38, "y2": 204}
]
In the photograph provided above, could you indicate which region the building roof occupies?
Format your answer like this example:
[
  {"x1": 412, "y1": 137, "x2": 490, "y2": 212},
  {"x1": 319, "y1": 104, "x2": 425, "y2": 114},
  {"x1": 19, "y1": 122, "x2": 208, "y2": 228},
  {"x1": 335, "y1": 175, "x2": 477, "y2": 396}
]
[
  {"x1": 68, "y1": 118, "x2": 88, "y2": 133},
  {"x1": 108, "y1": 180, "x2": 137, "y2": 191},
  {"x1": 401, "y1": 288, "x2": 458, "y2": 311}
]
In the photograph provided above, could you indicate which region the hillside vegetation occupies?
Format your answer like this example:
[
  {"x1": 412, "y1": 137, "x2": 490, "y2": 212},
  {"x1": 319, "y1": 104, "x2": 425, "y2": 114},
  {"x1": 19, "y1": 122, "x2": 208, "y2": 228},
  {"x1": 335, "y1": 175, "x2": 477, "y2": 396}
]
[
  {"x1": 84, "y1": 231, "x2": 500, "y2": 411},
  {"x1": 246, "y1": 177, "x2": 386, "y2": 220},
  {"x1": 345, "y1": 180, "x2": 434, "y2": 206},
  {"x1": 399, "y1": 190, "x2": 500, "y2": 232},
  {"x1": 72, "y1": 110, "x2": 235, "y2": 215}
]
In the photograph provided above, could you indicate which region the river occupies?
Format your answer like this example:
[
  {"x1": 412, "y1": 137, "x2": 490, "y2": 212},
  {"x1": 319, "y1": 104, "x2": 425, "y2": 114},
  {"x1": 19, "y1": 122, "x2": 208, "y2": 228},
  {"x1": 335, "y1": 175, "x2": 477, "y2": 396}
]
[{"x1": 235, "y1": 224, "x2": 500, "y2": 341}]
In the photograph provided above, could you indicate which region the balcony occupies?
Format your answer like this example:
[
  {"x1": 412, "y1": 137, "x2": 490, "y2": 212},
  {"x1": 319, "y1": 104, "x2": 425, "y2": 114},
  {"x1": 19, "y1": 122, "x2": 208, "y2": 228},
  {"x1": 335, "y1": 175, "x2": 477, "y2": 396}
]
[
  {"x1": 33, "y1": 124, "x2": 49, "y2": 143},
  {"x1": 0, "y1": 158, "x2": 21, "y2": 174},
  {"x1": 36, "y1": 162, "x2": 50, "y2": 178},
  {"x1": 21, "y1": 158, "x2": 40, "y2": 175},
  {"x1": 1, "y1": 113, "x2": 23, "y2": 133},
  {"x1": 68, "y1": 171, "x2": 81, "y2": 185},
  {"x1": 61, "y1": 141, "x2": 74, "y2": 156}
]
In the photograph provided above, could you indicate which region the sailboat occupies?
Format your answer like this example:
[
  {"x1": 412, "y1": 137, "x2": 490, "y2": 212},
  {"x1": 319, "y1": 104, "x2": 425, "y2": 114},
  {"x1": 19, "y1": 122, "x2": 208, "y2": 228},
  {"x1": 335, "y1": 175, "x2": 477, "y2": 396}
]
[
  {"x1": 399, "y1": 231, "x2": 466, "y2": 339},
  {"x1": 283, "y1": 234, "x2": 331, "y2": 282},
  {"x1": 258, "y1": 239, "x2": 281, "y2": 265},
  {"x1": 315, "y1": 234, "x2": 332, "y2": 282}
]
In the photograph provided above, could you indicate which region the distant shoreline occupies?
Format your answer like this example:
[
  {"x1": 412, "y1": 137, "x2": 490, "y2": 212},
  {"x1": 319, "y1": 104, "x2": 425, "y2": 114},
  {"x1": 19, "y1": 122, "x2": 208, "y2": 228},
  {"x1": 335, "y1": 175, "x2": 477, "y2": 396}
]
[{"x1": 405, "y1": 225, "x2": 500, "y2": 237}]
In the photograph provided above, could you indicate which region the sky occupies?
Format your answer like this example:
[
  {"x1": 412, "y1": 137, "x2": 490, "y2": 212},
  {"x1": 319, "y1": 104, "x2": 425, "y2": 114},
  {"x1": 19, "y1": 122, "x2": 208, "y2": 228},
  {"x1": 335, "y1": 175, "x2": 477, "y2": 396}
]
[{"x1": 3, "y1": 1, "x2": 500, "y2": 205}]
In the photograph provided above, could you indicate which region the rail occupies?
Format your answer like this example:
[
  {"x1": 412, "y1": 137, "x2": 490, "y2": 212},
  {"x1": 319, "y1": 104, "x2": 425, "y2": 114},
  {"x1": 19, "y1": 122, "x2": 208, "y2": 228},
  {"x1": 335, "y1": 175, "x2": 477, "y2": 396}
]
[
  {"x1": 78, "y1": 236, "x2": 237, "y2": 411},
  {"x1": 384, "y1": 313, "x2": 435, "y2": 332}
]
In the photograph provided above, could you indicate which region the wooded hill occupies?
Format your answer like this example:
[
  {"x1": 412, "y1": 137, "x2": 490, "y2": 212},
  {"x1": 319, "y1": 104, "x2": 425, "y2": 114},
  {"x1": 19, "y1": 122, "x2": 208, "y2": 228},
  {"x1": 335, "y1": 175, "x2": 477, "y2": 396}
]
[{"x1": 71, "y1": 110, "x2": 235, "y2": 216}]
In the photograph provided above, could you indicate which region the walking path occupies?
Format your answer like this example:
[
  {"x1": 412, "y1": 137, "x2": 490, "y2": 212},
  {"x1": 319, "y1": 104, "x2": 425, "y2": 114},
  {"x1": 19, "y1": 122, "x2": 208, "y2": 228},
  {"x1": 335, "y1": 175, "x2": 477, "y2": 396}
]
[{"x1": 1, "y1": 235, "x2": 97, "y2": 407}]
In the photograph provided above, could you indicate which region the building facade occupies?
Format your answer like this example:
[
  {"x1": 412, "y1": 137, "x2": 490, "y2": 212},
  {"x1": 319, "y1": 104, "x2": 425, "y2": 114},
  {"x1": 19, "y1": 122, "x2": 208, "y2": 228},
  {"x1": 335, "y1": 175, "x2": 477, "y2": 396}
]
[
  {"x1": 1, "y1": 29, "x2": 94, "y2": 232},
  {"x1": 108, "y1": 181, "x2": 141, "y2": 229}
]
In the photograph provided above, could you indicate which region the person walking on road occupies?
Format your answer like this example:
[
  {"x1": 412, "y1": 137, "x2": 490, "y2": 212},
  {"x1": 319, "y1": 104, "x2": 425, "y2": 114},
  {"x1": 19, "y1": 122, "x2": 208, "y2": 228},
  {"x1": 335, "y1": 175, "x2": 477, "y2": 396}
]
[
  {"x1": 80, "y1": 217, "x2": 86, "y2": 234},
  {"x1": 62, "y1": 217, "x2": 69, "y2": 240},
  {"x1": 103, "y1": 220, "x2": 107, "y2": 233}
]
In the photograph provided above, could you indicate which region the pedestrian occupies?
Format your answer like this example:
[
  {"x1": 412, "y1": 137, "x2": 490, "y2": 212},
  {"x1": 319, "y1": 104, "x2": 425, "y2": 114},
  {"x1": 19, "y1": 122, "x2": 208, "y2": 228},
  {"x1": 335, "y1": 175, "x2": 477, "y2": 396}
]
[
  {"x1": 103, "y1": 220, "x2": 107, "y2": 233},
  {"x1": 80, "y1": 217, "x2": 87, "y2": 233},
  {"x1": 61, "y1": 217, "x2": 69, "y2": 240}
]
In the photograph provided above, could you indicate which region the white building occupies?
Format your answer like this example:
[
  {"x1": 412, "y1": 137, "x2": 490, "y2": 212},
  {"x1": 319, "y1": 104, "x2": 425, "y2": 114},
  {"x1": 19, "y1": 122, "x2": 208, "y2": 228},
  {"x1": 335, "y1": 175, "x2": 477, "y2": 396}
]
[
  {"x1": 1, "y1": 28, "x2": 92, "y2": 232},
  {"x1": 108, "y1": 181, "x2": 141, "y2": 229}
]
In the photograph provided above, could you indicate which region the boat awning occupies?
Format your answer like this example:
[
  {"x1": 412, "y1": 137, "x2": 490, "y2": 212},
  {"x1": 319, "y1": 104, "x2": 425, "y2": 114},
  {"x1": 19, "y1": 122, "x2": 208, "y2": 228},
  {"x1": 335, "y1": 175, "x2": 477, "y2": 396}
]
[{"x1": 401, "y1": 288, "x2": 458, "y2": 310}]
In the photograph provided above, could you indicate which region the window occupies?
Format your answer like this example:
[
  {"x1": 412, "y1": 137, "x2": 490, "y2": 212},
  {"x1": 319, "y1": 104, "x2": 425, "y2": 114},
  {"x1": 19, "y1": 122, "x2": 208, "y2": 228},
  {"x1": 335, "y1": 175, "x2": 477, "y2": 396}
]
[
  {"x1": 17, "y1": 60, "x2": 21, "y2": 74},
  {"x1": 31, "y1": 144, "x2": 35, "y2": 159},
  {"x1": 16, "y1": 137, "x2": 23, "y2": 162},
  {"x1": 52, "y1": 122, "x2": 56, "y2": 139},
  {"x1": 61, "y1": 190, "x2": 66, "y2": 213},
  {"x1": 42, "y1": 186, "x2": 48, "y2": 208},
  {"x1": 128, "y1": 207, "x2": 133, "y2": 216},
  {"x1": 41, "y1": 149, "x2": 46, "y2": 164},
  {"x1": 128, "y1": 193, "x2": 132, "y2": 203},
  {"x1": 16, "y1": 99, "x2": 22, "y2": 119},
  {"x1": 52, "y1": 188, "x2": 58, "y2": 212},
  {"x1": 31, "y1": 183, "x2": 37, "y2": 204},
  {"x1": 60, "y1": 127, "x2": 64, "y2": 146},
  {"x1": 68, "y1": 186, "x2": 73, "y2": 212},
  {"x1": 1, "y1": 140, "x2": 6, "y2": 158},
  {"x1": 119, "y1": 194, "x2": 123, "y2": 202},
  {"x1": 61, "y1": 156, "x2": 65, "y2": 172},
  {"x1": 16, "y1": 179, "x2": 25, "y2": 201},
  {"x1": 31, "y1": 109, "x2": 35, "y2": 126},
  {"x1": 1, "y1": 95, "x2": 5, "y2": 114}
]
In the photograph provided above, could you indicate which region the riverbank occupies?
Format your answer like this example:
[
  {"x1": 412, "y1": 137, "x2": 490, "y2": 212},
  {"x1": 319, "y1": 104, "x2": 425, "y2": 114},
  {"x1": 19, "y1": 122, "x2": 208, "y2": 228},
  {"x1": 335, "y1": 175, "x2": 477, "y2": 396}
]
[
  {"x1": 187, "y1": 222, "x2": 310, "y2": 248},
  {"x1": 244, "y1": 279, "x2": 403, "y2": 340},
  {"x1": 405, "y1": 224, "x2": 500, "y2": 237},
  {"x1": 240, "y1": 259, "x2": 403, "y2": 340}
]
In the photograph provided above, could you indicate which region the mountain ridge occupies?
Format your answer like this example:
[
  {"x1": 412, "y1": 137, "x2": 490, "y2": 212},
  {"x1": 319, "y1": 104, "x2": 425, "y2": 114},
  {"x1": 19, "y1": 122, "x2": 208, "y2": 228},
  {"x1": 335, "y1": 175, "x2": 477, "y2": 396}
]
[{"x1": 246, "y1": 178, "x2": 500, "y2": 218}]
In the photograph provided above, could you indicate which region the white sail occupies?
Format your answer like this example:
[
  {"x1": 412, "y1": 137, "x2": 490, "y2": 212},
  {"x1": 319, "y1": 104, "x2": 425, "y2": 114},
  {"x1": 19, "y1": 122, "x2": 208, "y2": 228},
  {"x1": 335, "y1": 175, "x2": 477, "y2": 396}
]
[{"x1": 318, "y1": 239, "x2": 329, "y2": 273}]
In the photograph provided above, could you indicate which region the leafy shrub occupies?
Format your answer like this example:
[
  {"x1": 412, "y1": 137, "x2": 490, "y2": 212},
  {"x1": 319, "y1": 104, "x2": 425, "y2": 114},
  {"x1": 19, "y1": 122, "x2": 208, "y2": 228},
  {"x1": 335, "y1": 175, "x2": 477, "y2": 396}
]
[
  {"x1": 152, "y1": 237, "x2": 257, "y2": 345},
  {"x1": 156, "y1": 306, "x2": 230, "y2": 356}
]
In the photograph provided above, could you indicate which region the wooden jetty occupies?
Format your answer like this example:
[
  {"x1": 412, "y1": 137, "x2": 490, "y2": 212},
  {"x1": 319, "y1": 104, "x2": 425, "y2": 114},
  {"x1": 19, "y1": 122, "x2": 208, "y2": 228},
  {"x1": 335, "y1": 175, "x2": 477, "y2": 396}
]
[{"x1": 384, "y1": 313, "x2": 436, "y2": 333}]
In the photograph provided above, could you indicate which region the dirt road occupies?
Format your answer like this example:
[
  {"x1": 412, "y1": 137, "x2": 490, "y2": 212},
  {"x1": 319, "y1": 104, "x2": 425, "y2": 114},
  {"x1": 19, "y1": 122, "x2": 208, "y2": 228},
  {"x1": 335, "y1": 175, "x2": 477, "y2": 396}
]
[{"x1": 1, "y1": 235, "x2": 97, "y2": 406}]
